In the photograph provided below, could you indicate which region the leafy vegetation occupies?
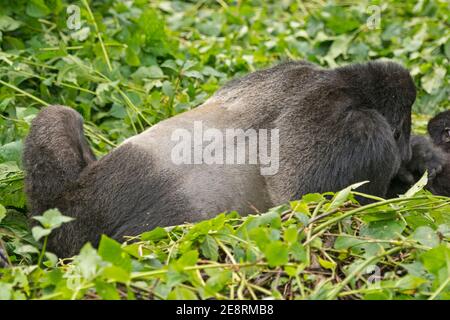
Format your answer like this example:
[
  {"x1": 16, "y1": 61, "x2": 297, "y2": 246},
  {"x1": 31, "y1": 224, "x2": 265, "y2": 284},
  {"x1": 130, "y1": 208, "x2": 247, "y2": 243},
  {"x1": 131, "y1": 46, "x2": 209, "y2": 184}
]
[{"x1": 0, "y1": 0, "x2": 449, "y2": 300}]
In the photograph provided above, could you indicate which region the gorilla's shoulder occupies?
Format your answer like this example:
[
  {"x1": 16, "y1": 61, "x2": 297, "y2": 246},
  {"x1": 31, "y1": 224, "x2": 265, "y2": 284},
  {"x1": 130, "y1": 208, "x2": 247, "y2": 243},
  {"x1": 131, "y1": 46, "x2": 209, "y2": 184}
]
[{"x1": 215, "y1": 60, "x2": 319, "y2": 95}]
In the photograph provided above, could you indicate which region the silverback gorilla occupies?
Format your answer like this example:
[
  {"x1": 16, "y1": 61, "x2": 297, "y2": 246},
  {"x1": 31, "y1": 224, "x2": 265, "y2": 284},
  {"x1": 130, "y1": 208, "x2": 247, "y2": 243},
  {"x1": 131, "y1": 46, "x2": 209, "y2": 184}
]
[
  {"x1": 23, "y1": 60, "x2": 416, "y2": 257},
  {"x1": 388, "y1": 110, "x2": 450, "y2": 197}
]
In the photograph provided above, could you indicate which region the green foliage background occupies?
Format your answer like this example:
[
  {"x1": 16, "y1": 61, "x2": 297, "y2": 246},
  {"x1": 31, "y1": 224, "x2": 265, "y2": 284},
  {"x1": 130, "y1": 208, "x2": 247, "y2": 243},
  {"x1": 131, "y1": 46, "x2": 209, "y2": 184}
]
[{"x1": 0, "y1": 0, "x2": 449, "y2": 300}]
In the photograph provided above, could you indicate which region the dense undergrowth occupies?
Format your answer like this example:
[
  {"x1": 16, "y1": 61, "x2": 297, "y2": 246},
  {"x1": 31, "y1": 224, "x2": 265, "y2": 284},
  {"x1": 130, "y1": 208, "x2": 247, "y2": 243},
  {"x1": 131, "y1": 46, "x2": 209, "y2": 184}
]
[{"x1": 0, "y1": 0, "x2": 449, "y2": 299}]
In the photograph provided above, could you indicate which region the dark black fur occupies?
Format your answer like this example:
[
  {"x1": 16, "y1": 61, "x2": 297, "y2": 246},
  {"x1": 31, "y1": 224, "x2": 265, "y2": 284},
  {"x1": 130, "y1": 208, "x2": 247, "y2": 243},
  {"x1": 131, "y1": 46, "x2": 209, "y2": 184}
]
[
  {"x1": 428, "y1": 110, "x2": 450, "y2": 153},
  {"x1": 388, "y1": 110, "x2": 450, "y2": 197},
  {"x1": 23, "y1": 60, "x2": 417, "y2": 257}
]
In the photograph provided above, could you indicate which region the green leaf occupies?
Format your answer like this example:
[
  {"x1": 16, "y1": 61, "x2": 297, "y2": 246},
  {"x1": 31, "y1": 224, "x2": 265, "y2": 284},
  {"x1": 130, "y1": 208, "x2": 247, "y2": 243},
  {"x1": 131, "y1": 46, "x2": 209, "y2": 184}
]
[
  {"x1": 95, "y1": 280, "x2": 120, "y2": 300},
  {"x1": 290, "y1": 242, "x2": 307, "y2": 262},
  {"x1": 177, "y1": 250, "x2": 199, "y2": 267},
  {"x1": 125, "y1": 47, "x2": 140, "y2": 66},
  {"x1": 162, "y1": 81, "x2": 174, "y2": 98},
  {"x1": 73, "y1": 243, "x2": 102, "y2": 280},
  {"x1": 290, "y1": 200, "x2": 309, "y2": 215},
  {"x1": 321, "y1": 6, "x2": 360, "y2": 34},
  {"x1": 404, "y1": 172, "x2": 428, "y2": 197},
  {"x1": 0, "y1": 16, "x2": 22, "y2": 32},
  {"x1": 15, "y1": 244, "x2": 39, "y2": 255},
  {"x1": 302, "y1": 193, "x2": 326, "y2": 203},
  {"x1": 98, "y1": 235, "x2": 132, "y2": 272},
  {"x1": 360, "y1": 220, "x2": 406, "y2": 240},
  {"x1": 44, "y1": 252, "x2": 58, "y2": 267},
  {"x1": 33, "y1": 209, "x2": 74, "y2": 230},
  {"x1": 318, "y1": 257, "x2": 336, "y2": 270},
  {"x1": 334, "y1": 236, "x2": 365, "y2": 251},
  {"x1": 420, "y1": 245, "x2": 450, "y2": 275},
  {"x1": 284, "y1": 226, "x2": 298, "y2": 244},
  {"x1": 329, "y1": 181, "x2": 368, "y2": 209},
  {"x1": 395, "y1": 275, "x2": 428, "y2": 290},
  {"x1": 102, "y1": 265, "x2": 131, "y2": 283},
  {"x1": 161, "y1": 59, "x2": 178, "y2": 71},
  {"x1": 26, "y1": 0, "x2": 51, "y2": 18},
  {"x1": 0, "y1": 204, "x2": 5, "y2": 223},
  {"x1": 412, "y1": 226, "x2": 440, "y2": 248},
  {"x1": 324, "y1": 35, "x2": 352, "y2": 67},
  {"x1": 264, "y1": 241, "x2": 289, "y2": 267},
  {"x1": 205, "y1": 270, "x2": 232, "y2": 294},
  {"x1": 167, "y1": 287, "x2": 197, "y2": 300},
  {"x1": 0, "y1": 283, "x2": 12, "y2": 300},
  {"x1": 0, "y1": 141, "x2": 23, "y2": 163},
  {"x1": 31, "y1": 226, "x2": 51, "y2": 241},
  {"x1": 200, "y1": 235, "x2": 219, "y2": 261},
  {"x1": 141, "y1": 227, "x2": 168, "y2": 241},
  {"x1": 421, "y1": 67, "x2": 446, "y2": 94}
]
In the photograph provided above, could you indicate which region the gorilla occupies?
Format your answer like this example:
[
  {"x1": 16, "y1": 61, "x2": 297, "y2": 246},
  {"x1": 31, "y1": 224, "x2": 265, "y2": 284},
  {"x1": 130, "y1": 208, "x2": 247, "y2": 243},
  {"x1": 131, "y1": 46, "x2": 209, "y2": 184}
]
[
  {"x1": 428, "y1": 110, "x2": 450, "y2": 153},
  {"x1": 23, "y1": 60, "x2": 416, "y2": 257},
  {"x1": 388, "y1": 110, "x2": 450, "y2": 197}
]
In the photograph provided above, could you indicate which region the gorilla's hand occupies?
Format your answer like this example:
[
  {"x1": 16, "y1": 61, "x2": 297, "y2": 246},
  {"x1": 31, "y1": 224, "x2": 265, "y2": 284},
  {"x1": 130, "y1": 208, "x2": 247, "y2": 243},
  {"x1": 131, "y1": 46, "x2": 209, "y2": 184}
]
[
  {"x1": 405, "y1": 135, "x2": 446, "y2": 181},
  {"x1": 395, "y1": 166, "x2": 415, "y2": 185}
]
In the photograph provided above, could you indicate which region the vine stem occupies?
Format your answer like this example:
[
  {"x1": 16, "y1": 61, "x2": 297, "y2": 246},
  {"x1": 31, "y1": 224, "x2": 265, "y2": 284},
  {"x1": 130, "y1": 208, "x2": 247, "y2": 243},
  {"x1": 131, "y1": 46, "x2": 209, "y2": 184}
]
[
  {"x1": 37, "y1": 236, "x2": 49, "y2": 267},
  {"x1": 0, "y1": 80, "x2": 50, "y2": 106},
  {"x1": 313, "y1": 196, "x2": 439, "y2": 234},
  {"x1": 82, "y1": 0, "x2": 112, "y2": 72},
  {"x1": 428, "y1": 276, "x2": 450, "y2": 300},
  {"x1": 326, "y1": 246, "x2": 402, "y2": 300}
]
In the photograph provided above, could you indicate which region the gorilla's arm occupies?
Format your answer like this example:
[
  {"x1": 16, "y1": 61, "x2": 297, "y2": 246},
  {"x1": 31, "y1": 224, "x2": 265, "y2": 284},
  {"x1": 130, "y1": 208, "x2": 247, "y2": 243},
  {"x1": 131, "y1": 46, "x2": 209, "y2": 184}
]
[
  {"x1": 387, "y1": 135, "x2": 446, "y2": 197},
  {"x1": 23, "y1": 106, "x2": 96, "y2": 216}
]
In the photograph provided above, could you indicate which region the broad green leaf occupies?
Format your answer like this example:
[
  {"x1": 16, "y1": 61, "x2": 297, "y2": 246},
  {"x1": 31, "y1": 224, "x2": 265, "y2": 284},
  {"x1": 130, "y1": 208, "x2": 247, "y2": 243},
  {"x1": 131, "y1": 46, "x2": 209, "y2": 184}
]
[
  {"x1": 102, "y1": 265, "x2": 131, "y2": 283},
  {"x1": 420, "y1": 245, "x2": 450, "y2": 275},
  {"x1": 26, "y1": 0, "x2": 51, "y2": 18},
  {"x1": 95, "y1": 280, "x2": 120, "y2": 300},
  {"x1": 284, "y1": 226, "x2": 298, "y2": 244},
  {"x1": 334, "y1": 236, "x2": 365, "y2": 251},
  {"x1": 98, "y1": 235, "x2": 132, "y2": 272},
  {"x1": 200, "y1": 235, "x2": 219, "y2": 261},
  {"x1": 167, "y1": 287, "x2": 197, "y2": 300},
  {"x1": 264, "y1": 241, "x2": 289, "y2": 267},
  {"x1": 141, "y1": 227, "x2": 168, "y2": 241},
  {"x1": 421, "y1": 67, "x2": 446, "y2": 94},
  {"x1": 0, "y1": 16, "x2": 22, "y2": 32},
  {"x1": 412, "y1": 226, "x2": 440, "y2": 248},
  {"x1": 360, "y1": 220, "x2": 406, "y2": 240},
  {"x1": 31, "y1": 226, "x2": 51, "y2": 241},
  {"x1": 73, "y1": 243, "x2": 102, "y2": 280},
  {"x1": 33, "y1": 209, "x2": 74, "y2": 230},
  {"x1": 205, "y1": 270, "x2": 232, "y2": 294},
  {"x1": 177, "y1": 250, "x2": 199, "y2": 267}
]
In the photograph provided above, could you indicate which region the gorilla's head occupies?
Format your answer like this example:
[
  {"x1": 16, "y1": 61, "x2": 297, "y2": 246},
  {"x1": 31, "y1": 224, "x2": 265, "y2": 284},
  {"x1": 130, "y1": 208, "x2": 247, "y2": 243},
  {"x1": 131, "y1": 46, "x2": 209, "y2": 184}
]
[
  {"x1": 428, "y1": 110, "x2": 450, "y2": 154},
  {"x1": 341, "y1": 61, "x2": 416, "y2": 163}
]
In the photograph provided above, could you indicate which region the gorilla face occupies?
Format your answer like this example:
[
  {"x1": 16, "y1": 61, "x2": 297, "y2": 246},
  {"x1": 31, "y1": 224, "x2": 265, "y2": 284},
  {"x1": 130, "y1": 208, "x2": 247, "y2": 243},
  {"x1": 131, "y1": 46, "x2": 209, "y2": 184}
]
[
  {"x1": 439, "y1": 126, "x2": 450, "y2": 145},
  {"x1": 428, "y1": 110, "x2": 450, "y2": 153}
]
